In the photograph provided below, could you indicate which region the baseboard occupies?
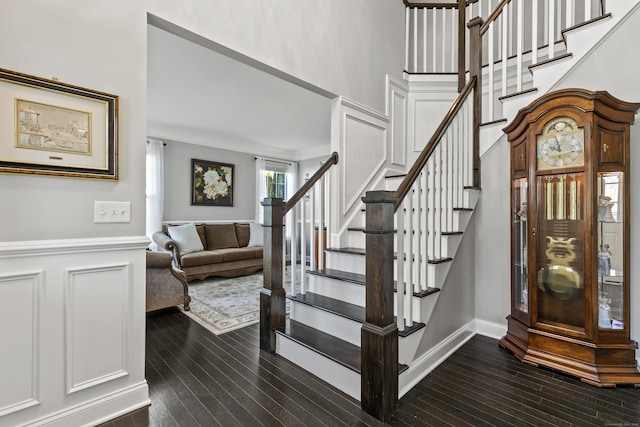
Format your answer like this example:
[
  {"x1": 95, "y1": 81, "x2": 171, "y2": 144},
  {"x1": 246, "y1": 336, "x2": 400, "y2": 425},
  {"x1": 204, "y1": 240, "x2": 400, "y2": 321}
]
[
  {"x1": 399, "y1": 320, "x2": 476, "y2": 398},
  {"x1": 475, "y1": 318, "x2": 507, "y2": 340},
  {"x1": 25, "y1": 382, "x2": 150, "y2": 427}
]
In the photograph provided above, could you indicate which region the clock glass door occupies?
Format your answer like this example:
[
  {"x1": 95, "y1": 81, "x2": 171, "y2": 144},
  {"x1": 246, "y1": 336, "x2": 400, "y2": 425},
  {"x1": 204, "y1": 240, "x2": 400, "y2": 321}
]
[
  {"x1": 535, "y1": 172, "x2": 586, "y2": 330},
  {"x1": 513, "y1": 177, "x2": 528, "y2": 313},
  {"x1": 597, "y1": 172, "x2": 625, "y2": 330}
]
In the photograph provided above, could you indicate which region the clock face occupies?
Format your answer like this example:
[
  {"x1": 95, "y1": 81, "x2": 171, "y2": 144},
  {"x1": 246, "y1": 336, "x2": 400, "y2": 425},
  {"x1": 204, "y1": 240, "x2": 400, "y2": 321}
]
[{"x1": 537, "y1": 117, "x2": 585, "y2": 171}]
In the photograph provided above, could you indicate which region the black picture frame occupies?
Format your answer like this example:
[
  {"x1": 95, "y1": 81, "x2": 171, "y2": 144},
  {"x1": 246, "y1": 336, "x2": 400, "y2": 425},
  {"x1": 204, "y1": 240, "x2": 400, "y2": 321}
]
[
  {"x1": 191, "y1": 158, "x2": 234, "y2": 206},
  {"x1": 0, "y1": 68, "x2": 118, "y2": 180}
]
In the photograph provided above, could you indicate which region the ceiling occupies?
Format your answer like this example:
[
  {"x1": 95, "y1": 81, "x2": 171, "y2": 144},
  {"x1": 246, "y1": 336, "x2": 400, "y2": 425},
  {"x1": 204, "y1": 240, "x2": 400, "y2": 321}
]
[{"x1": 146, "y1": 24, "x2": 333, "y2": 160}]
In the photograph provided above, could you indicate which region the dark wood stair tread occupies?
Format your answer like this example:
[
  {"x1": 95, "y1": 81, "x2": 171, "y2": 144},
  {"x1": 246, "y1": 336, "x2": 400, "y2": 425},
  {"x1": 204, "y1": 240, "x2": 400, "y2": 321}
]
[
  {"x1": 277, "y1": 319, "x2": 408, "y2": 374},
  {"x1": 288, "y1": 291, "x2": 429, "y2": 336},
  {"x1": 308, "y1": 268, "x2": 440, "y2": 299},
  {"x1": 288, "y1": 292, "x2": 364, "y2": 323},
  {"x1": 325, "y1": 247, "x2": 366, "y2": 256},
  {"x1": 279, "y1": 318, "x2": 362, "y2": 373}
]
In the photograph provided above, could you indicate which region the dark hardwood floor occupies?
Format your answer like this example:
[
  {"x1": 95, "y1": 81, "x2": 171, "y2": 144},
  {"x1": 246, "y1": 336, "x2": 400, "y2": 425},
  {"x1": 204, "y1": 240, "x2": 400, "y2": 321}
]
[{"x1": 102, "y1": 308, "x2": 640, "y2": 426}]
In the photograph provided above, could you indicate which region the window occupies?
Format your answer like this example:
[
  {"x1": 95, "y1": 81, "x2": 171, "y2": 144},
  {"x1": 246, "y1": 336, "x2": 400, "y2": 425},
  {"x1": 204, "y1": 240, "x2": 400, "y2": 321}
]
[
  {"x1": 266, "y1": 171, "x2": 287, "y2": 199},
  {"x1": 255, "y1": 157, "x2": 298, "y2": 223}
]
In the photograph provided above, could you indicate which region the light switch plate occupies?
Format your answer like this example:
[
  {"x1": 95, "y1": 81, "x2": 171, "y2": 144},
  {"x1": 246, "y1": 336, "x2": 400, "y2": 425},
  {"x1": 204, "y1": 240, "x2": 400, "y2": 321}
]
[{"x1": 94, "y1": 201, "x2": 131, "y2": 223}]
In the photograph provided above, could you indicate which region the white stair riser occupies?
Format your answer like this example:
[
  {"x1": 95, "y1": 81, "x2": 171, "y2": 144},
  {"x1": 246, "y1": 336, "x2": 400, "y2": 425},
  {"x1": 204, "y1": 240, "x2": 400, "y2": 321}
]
[
  {"x1": 290, "y1": 301, "x2": 362, "y2": 347},
  {"x1": 308, "y1": 274, "x2": 365, "y2": 306},
  {"x1": 276, "y1": 334, "x2": 360, "y2": 401},
  {"x1": 325, "y1": 251, "x2": 365, "y2": 275}
]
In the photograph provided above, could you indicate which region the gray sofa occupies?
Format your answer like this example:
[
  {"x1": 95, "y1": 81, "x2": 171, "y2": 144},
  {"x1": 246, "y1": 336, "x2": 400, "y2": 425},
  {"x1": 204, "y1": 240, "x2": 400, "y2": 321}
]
[{"x1": 153, "y1": 223, "x2": 263, "y2": 282}]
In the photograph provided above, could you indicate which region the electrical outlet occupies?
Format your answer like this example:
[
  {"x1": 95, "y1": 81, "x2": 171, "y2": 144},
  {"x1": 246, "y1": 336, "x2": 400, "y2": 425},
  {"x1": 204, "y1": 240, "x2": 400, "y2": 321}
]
[{"x1": 94, "y1": 201, "x2": 131, "y2": 223}]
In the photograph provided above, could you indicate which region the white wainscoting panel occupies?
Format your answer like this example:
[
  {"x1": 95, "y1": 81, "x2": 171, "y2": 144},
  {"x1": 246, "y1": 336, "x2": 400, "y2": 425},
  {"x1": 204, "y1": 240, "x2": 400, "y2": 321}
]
[
  {"x1": 65, "y1": 264, "x2": 130, "y2": 395},
  {"x1": 341, "y1": 101, "x2": 388, "y2": 214},
  {"x1": 0, "y1": 271, "x2": 41, "y2": 417},
  {"x1": 389, "y1": 77, "x2": 408, "y2": 167},
  {"x1": 0, "y1": 237, "x2": 149, "y2": 427}
]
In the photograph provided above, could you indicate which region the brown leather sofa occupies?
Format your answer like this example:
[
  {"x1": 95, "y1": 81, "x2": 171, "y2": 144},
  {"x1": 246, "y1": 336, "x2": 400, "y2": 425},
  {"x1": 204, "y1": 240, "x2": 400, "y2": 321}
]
[
  {"x1": 152, "y1": 223, "x2": 263, "y2": 282},
  {"x1": 146, "y1": 251, "x2": 191, "y2": 312}
]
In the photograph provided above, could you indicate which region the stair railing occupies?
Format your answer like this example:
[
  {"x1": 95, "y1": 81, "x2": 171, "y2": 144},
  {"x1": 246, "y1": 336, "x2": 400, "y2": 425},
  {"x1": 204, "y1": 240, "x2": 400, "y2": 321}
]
[
  {"x1": 260, "y1": 152, "x2": 339, "y2": 353},
  {"x1": 478, "y1": 0, "x2": 605, "y2": 122},
  {"x1": 404, "y1": 0, "x2": 468, "y2": 91},
  {"x1": 405, "y1": 1, "x2": 606, "y2": 122},
  {"x1": 361, "y1": 13, "x2": 482, "y2": 413}
]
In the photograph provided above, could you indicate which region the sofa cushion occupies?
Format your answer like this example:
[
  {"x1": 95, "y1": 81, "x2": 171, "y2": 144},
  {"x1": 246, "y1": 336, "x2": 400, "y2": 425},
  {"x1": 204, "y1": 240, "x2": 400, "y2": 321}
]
[
  {"x1": 168, "y1": 223, "x2": 204, "y2": 255},
  {"x1": 205, "y1": 223, "x2": 239, "y2": 250},
  {"x1": 180, "y1": 250, "x2": 224, "y2": 268},
  {"x1": 248, "y1": 222, "x2": 263, "y2": 247},
  {"x1": 216, "y1": 247, "x2": 261, "y2": 263},
  {"x1": 235, "y1": 223, "x2": 250, "y2": 247},
  {"x1": 195, "y1": 224, "x2": 207, "y2": 248}
]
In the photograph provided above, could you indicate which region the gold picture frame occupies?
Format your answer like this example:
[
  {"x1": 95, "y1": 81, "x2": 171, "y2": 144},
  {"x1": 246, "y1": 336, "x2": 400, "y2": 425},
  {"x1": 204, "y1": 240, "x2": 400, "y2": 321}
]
[{"x1": 0, "y1": 68, "x2": 118, "y2": 179}]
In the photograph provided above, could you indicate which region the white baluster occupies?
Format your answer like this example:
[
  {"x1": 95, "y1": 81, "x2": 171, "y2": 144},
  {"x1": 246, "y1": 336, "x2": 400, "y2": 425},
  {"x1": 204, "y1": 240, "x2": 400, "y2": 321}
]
[
  {"x1": 516, "y1": 0, "x2": 523, "y2": 92},
  {"x1": 567, "y1": 0, "x2": 575, "y2": 28},
  {"x1": 432, "y1": 8, "x2": 437, "y2": 72},
  {"x1": 290, "y1": 206, "x2": 297, "y2": 296},
  {"x1": 548, "y1": 0, "x2": 556, "y2": 59},
  {"x1": 532, "y1": 0, "x2": 539, "y2": 64},
  {"x1": 585, "y1": 0, "x2": 593, "y2": 21},
  {"x1": 405, "y1": 6, "x2": 410, "y2": 72},
  {"x1": 318, "y1": 174, "x2": 325, "y2": 271},
  {"x1": 501, "y1": 12, "x2": 508, "y2": 99},
  {"x1": 397, "y1": 198, "x2": 405, "y2": 332},
  {"x1": 447, "y1": 129, "x2": 454, "y2": 232},
  {"x1": 441, "y1": 8, "x2": 447, "y2": 72},
  {"x1": 427, "y1": 156, "x2": 435, "y2": 265},
  {"x1": 423, "y1": 7, "x2": 428, "y2": 73},
  {"x1": 420, "y1": 170, "x2": 429, "y2": 292},
  {"x1": 413, "y1": 7, "x2": 418, "y2": 73},
  {"x1": 488, "y1": 21, "x2": 495, "y2": 120},
  {"x1": 300, "y1": 198, "x2": 306, "y2": 295},
  {"x1": 310, "y1": 183, "x2": 316, "y2": 271},
  {"x1": 407, "y1": 186, "x2": 414, "y2": 322},
  {"x1": 434, "y1": 143, "x2": 442, "y2": 260},
  {"x1": 450, "y1": 7, "x2": 457, "y2": 72}
]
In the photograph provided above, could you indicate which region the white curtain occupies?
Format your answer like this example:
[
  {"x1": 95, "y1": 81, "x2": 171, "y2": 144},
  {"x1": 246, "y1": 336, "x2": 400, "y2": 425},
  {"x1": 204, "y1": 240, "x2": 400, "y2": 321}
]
[
  {"x1": 146, "y1": 139, "x2": 165, "y2": 250},
  {"x1": 255, "y1": 157, "x2": 268, "y2": 224}
]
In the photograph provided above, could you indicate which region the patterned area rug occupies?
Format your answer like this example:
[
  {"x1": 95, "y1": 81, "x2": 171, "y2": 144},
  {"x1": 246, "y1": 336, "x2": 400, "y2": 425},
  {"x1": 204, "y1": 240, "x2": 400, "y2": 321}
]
[{"x1": 179, "y1": 270, "x2": 300, "y2": 335}]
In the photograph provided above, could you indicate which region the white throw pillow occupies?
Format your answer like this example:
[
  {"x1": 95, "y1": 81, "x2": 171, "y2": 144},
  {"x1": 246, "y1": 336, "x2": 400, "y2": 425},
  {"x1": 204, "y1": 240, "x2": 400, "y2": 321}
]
[
  {"x1": 168, "y1": 223, "x2": 204, "y2": 255},
  {"x1": 247, "y1": 222, "x2": 264, "y2": 247}
]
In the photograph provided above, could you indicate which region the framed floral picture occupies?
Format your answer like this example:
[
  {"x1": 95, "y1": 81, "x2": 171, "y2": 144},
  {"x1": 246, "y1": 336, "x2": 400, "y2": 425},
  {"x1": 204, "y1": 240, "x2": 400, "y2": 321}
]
[{"x1": 191, "y1": 159, "x2": 234, "y2": 206}]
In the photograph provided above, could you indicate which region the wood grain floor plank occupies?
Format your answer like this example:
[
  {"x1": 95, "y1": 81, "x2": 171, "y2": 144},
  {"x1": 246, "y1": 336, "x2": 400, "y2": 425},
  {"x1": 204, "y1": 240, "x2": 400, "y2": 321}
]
[{"x1": 103, "y1": 308, "x2": 640, "y2": 427}]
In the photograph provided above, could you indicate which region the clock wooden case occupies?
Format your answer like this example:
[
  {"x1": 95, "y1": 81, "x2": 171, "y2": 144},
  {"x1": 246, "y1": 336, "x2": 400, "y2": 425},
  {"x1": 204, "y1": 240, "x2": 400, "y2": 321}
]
[{"x1": 501, "y1": 88, "x2": 640, "y2": 387}]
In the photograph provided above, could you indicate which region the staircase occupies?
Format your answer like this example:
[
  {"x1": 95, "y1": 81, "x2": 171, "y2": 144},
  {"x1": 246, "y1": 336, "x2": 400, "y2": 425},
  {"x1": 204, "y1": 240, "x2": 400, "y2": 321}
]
[{"x1": 261, "y1": 0, "x2": 640, "y2": 421}]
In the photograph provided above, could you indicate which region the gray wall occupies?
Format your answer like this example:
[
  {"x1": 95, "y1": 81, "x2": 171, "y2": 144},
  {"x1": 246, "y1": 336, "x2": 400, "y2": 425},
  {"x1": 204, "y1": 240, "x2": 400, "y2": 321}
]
[
  {"x1": 163, "y1": 140, "x2": 257, "y2": 222},
  {"x1": 1, "y1": 0, "x2": 405, "y2": 243}
]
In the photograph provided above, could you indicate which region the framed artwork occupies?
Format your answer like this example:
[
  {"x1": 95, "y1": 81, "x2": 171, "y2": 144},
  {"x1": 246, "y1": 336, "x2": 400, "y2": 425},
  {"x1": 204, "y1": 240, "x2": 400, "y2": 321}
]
[
  {"x1": 0, "y1": 68, "x2": 118, "y2": 179},
  {"x1": 191, "y1": 159, "x2": 234, "y2": 206}
]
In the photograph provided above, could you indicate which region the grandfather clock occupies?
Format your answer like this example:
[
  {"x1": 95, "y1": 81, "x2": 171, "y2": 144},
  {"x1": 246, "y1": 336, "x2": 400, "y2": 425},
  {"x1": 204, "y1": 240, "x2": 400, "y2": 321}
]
[{"x1": 501, "y1": 89, "x2": 640, "y2": 387}]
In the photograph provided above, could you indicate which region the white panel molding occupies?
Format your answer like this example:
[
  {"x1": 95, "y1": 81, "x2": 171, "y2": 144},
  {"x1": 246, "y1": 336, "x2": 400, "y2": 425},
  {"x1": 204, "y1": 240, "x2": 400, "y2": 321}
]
[
  {"x1": 341, "y1": 112, "x2": 388, "y2": 214},
  {"x1": 0, "y1": 236, "x2": 151, "y2": 259},
  {"x1": 65, "y1": 264, "x2": 130, "y2": 395},
  {"x1": 26, "y1": 382, "x2": 149, "y2": 427},
  {"x1": 0, "y1": 271, "x2": 42, "y2": 417},
  {"x1": 389, "y1": 79, "x2": 408, "y2": 167}
]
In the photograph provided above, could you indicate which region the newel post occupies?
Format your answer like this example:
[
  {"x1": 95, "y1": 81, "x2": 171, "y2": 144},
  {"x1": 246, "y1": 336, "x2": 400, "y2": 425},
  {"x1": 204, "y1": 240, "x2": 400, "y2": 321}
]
[
  {"x1": 361, "y1": 190, "x2": 398, "y2": 421},
  {"x1": 468, "y1": 16, "x2": 483, "y2": 189},
  {"x1": 260, "y1": 197, "x2": 286, "y2": 353}
]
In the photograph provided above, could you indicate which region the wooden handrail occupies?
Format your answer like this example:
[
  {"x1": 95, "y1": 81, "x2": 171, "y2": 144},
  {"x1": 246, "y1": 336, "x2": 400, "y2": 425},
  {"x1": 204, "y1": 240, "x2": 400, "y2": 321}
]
[
  {"x1": 403, "y1": 2, "x2": 459, "y2": 9},
  {"x1": 393, "y1": 76, "x2": 477, "y2": 210},
  {"x1": 479, "y1": 0, "x2": 510, "y2": 35},
  {"x1": 283, "y1": 151, "x2": 338, "y2": 214}
]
